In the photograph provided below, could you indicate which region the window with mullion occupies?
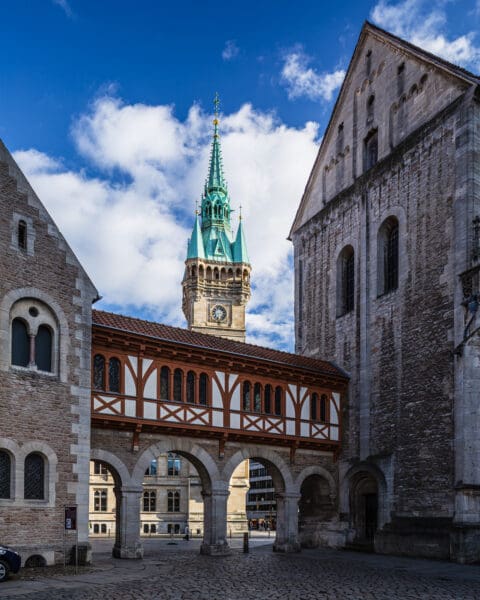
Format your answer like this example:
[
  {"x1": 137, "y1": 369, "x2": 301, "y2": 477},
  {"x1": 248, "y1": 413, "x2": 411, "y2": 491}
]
[{"x1": 0, "y1": 451, "x2": 11, "y2": 499}]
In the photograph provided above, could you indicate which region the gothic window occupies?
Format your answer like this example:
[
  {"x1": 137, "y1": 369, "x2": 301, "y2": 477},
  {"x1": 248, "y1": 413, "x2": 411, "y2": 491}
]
[
  {"x1": 18, "y1": 220, "x2": 27, "y2": 250},
  {"x1": 337, "y1": 246, "x2": 355, "y2": 316},
  {"x1": 93, "y1": 355, "x2": 106, "y2": 390},
  {"x1": 24, "y1": 453, "x2": 45, "y2": 500},
  {"x1": 364, "y1": 129, "x2": 378, "y2": 171},
  {"x1": 160, "y1": 366, "x2": 170, "y2": 400},
  {"x1": 242, "y1": 381, "x2": 251, "y2": 411},
  {"x1": 143, "y1": 490, "x2": 156, "y2": 512},
  {"x1": 145, "y1": 459, "x2": 157, "y2": 476},
  {"x1": 199, "y1": 373, "x2": 208, "y2": 405},
  {"x1": 264, "y1": 384, "x2": 272, "y2": 414},
  {"x1": 378, "y1": 217, "x2": 399, "y2": 295},
  {"x1": 11, "y1": 318, "x2": 29, "y2": 367},
  {"x1": 320, "y1": 394, "x2": 327, "y2": 422},
  {"x1": 311, "y1": 393, "x2": 318, "y2": 421},
  {"x1": 253, "y1": 383, "x2": 262, "y2": 412},
  {"x1": 274, "y1": 387, "x2": 283, "y2": 416},
  {"x1": 311, "y1": 393, "x2": 328, "y2": 422},
  {"x1": 186, "y1": 371, "x2": 196, "y2": 404},
  {"x1": 94, "y1": 489, "x2": 107, "y2": 512},
  {"x1": 367, "y1": 95, "x2": 375, "y2": 124},
  {"x1": 167, "y1": 453, "x2": 181, "y2": 476},
  {"x1": 397, "y1": 62, "x2": 405, "y2": 95},
  {"x1": 35, "y1": 325, "x2": 52, "y2": 372},
  {"x1": 366, "y1": 49, "x2": 372, "y2": 76},
  {"x1": 173, "y1": 369, "x2": 183, "y2": 402},
  {"x1": 108, "y1": 357, "x2": 121, "y2": 393},
  {"x1": 0, "y1": 451, "x2": 11, "y2": 499},
  {"x1": 93, "y1": 461, "x2": 108, "y2": 476},
  {"x1": 167, "y1": 490, "x2": 180, "y2": 512}
]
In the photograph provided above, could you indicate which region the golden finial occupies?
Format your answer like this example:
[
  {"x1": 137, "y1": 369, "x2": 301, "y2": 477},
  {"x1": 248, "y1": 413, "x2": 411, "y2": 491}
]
[
  {"x1": 239, "y1": 204, "x2": 242, "y2": 221},
  {"x1": 195, "y1": 199, "x2": 199, "y2": 215},
  {"x1": 213, "y1": 92, "x2": 220, "y2": 127}
]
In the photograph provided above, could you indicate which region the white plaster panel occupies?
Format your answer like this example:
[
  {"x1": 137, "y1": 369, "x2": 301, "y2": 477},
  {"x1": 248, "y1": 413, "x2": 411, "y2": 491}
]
[
  {"x1": 143, "y1": 402, "x2": 157, "y2": 420},
  {"x1": 125, "y1": 400, "x2": 136, "y2": 417},
  {"x1": 301, "y1": 422, "x2": 310, "y2": 437},
  {"x1": 125, "y1": 366, "x2": 136, "y2": 396},
  {"x1": 229, "y1": 373, "x2": 238, "y2": 390},
  {"x1": 211, "y1": 410, "x2": 222, "y2": 427},
  {"x1": 333, "y1": 391, "x2": 340, "y2": 404},
  {"x1": 245, "y1": 422, "x2": 261, "y2": 431},
  {"x1": 128, "y1": 355, "x2": 138, "y2": 375},
  {"x1": 286, "y1": 420, "x2": 295, "y2": 436},
  {"x1": 331, "y1": 426, "x2": 339, "y2": 441},
  {"x1": 230, "y1": 386, "x2": 240, "y2": 411},
  {"x1": 330, "y1": 399, "x2": 339, "y2": 424},
  {"x1": 142, "y1": 358, "x2": 152, "y2": 376},
  {"x1": 286, "y1": 393, "x2": 296, "y2": 419},
  {"x1": 99, "y1": 407, "x2": 115, "y2": 415},
  {"x1": 93, "y1": 398, "x2": 102, "y2": 410},
  {"x1": 301, "y1": 396, "x2": 310, "y2": 420},
  {"x1": 230, "y1": 413, "x2": 240, "y2": 429},
  {"x1": 215, "y1": 371, "x2": 225, "y2": 391},
  {"x1": 212, "y1": 379, "x2": 223, "y2": 409},
  {"x1": 143, "y1": 370, "x2": 157, "y2": 399},
  {"x1": 288, "y1": 383, "x2": 297, "y2": 400}
]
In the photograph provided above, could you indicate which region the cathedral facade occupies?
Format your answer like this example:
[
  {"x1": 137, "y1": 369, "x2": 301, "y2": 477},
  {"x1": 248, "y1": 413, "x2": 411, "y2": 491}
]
[{"x1": 291, "y1": 22, "x2": 480, "y2": 562}]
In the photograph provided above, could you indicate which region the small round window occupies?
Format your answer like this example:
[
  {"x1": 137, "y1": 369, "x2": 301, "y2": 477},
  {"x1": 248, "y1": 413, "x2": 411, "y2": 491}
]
[{"x1": 29, "y1": 307, "x2": 39, "y2": 317}]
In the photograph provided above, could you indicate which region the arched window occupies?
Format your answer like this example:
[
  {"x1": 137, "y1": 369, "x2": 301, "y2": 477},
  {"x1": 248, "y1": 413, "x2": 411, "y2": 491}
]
[
  {"x1": 167, "y1": 453, "x2": 181, "y2": 476},
  {"x1": 109, "y1": 357, "x2": 121, "y2": 393},
  {"x1": 199, "y1": 373, "x2": 208, "y2": 406},
  {"x1": 11, "y1": 318, "x2": 29, "y2": 367},
  {"x1": 311, "y1": 393, "x2": 319, "y2": 421},
  {"x1": 364, "y1": 129, "x2": 378, "y2": 171},
  {"x1": 35, "y1": 325, "x2": 52, "y2": 372},
  {"x1": 186, "y1": 371, "x2": 195, "y2": 404},
  {"x1": 93, "y1": 354, "x2": 106, "y2": 390},
  {"x1": 320, "y1": 394, "x2": 328, "y2": 423},
  {"x1": 242, "y1": 381, "x2": 251, "y2": 411},
  {"x1": 253, "y1": 383, "x2": 262, "y2": 412},
  {"x1": 264, "y1": 384, "x2": 272, "y2": 414},
  {"x1": 337, "y1": 246, "x2": 355, "y2": 316},
  {"x1": 378, "y1": 217, "x2": 399, "y2": 295},
  {"x1": 94, "y1": 489, "x2": 107, "y2": 511},
  {"x1": 143, "y1": 490, "x2": 156, "y2": 512},
  {"x1": 168, "y1": 490, "x2": 180, "y2": 512},
  {"x1": 367, "y1": 94, "x2": 375, "y2": 124},
  {"x1": 274, "y1": 387, "x2": 283, "y2": 416},
  {"x1": 173, "y1": 369, "x2": 183, "y2": 402},
  {"x1": 18, "y1": 220, "x2": 27, "y2": 250},
  {"x1": 0, "y1": 450, "x2": 11, "y2": 499},
  {"x1": 24, "y1": 453, "x2": 45, "y2": 500},
  {"x1": 160, "y1": 366, "x2": 170, "y2": 400}
]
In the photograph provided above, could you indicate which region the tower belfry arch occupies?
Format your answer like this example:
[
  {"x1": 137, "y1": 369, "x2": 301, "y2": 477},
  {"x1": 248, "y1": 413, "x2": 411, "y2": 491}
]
[{"x1": 182, "y1": 94, "x2": 251, "y2": 342}]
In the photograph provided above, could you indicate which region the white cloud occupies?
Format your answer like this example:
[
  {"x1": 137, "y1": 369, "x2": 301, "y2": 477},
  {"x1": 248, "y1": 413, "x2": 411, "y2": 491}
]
[
  {"x1": 371, "y1": 0, "x2": 480, "y2": 69},
  {"x1": 281, "y1": 46, "x2": 345, "y2": 101},
  {"x1": 52, "y1": 0, "x2": 74, "y2": 19},
  {"x1": 14, "y1": 97, "x2": 318, "y2": 350},
  {"x1": 222, "y1": 40, "x2": 240, "y2": 61}
]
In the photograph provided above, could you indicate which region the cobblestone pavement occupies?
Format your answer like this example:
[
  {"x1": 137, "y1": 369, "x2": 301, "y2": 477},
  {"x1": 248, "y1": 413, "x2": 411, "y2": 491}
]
[{"x1": 1, "y1": 539, "x2": 480, "y2": 600}]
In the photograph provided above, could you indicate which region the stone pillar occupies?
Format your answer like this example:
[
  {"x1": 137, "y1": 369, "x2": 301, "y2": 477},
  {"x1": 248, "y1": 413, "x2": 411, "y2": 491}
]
[
  {"x1": 200, "y1": 486, "x2": 230, "y2": 556},
  {"x1": 273, "y1": 492, "x2": 301, "y2": 553},
  {"x1": 112, "y1": 486, "x2": 143, "y2": 559}
]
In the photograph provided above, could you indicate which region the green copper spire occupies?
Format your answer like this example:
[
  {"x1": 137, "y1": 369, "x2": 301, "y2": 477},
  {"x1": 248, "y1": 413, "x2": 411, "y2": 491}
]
[{"x1": 186, "y1": 94, "x2": 249, "y2": 265}]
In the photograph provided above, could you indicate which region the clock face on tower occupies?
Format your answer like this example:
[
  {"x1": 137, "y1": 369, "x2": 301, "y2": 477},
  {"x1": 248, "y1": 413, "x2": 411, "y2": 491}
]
[{"x1": 211, "y1": 304, "x2": 227, "y2": 322}]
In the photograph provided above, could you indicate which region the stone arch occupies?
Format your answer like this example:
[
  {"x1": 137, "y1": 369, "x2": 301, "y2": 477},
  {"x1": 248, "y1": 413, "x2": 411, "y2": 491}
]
[
  {"x1": 341, "y1": 462, "x2": 389, "y2": 543},
  {"x1": 90, "y1": 448, "x2": 131, "y2": 487},
  {"x1": 132, "y1": 437, "x2": 220, "y2": 491},
  {"x1": 0, "y1": 438, "x2": 20, "y2": 502},
  {"x1": 222, "y1": 446, "x2": 293, "y2": 491},
  {"x1": 0, "y1": 287, "x2": 70, "y2": 381},
  {"x1": 294, "y1": 465, "x2": 336, "y2": 498}
]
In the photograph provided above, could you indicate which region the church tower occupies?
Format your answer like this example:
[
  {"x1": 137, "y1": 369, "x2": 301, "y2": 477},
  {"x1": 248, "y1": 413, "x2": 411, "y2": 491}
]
[{"x1": 182, "y1": 95, "x2": 251, "y2": 342}]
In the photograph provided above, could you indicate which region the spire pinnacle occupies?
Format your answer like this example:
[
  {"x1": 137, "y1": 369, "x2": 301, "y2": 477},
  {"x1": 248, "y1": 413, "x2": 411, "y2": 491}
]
[{"x1": 205, "y1": 93, "x2": 227, "y2": 195}]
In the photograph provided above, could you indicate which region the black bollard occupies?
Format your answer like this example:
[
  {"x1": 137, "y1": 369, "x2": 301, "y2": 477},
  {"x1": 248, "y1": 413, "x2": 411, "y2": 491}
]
[{"x1": 243, "y1": 531, "x2": 249, "y2": 553}]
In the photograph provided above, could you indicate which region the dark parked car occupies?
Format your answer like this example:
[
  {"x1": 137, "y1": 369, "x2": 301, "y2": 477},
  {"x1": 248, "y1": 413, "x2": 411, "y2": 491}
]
[{"x1": 0, "y1": 545, "x2": 21, "y2": 582}]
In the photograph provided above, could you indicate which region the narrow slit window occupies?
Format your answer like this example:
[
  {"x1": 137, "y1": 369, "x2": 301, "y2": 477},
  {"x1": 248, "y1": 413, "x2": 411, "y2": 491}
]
[
  {"x1": 12, "y1": 318, "x2": 29, "y2": 367},
  {"x1": 93, "y1": 355, "x2": 106, "y2": 390},
  {"x1": 109, "y1": 357, "x2": 121, "y2": 393},
  {"x1": 173, "y1": 369, "x2": 183, "y2": 402},
  {"x1": 199, "y1": 373, "x2": 208, "y2": 406},
  {"x1": 186, "y1": 371, "x2": 195, "y2": 404},
  {"x1": 253, "y1": 383, "x2": 262, "y2": 412},
  {"x1": 242, "y1": 381, "x2": 251, "y2": 411},
  {"x1": 264, "y1": 384, "x2": 272, "y2": 414},
  {"x1": 35, "y1": 325, "x2": 52, "y2": 372},
  {"x1": 160, "y1": 366, "x2": 170, "y2": 400},
  {"x1": 24, "y1": 453, "x2": 45, "y2": 500},
  {"x1": 18, "y1": 220, "x2": 27, "y2": 250}
]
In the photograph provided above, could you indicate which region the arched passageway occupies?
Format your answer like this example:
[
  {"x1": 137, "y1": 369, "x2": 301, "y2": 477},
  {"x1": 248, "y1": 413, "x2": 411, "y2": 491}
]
[
  {"x1": 298, "y1": 474, "x2": 336, "y2": 547},
  {"x1": 350, "y1": 472, "x2": 378, "y2": 548}
]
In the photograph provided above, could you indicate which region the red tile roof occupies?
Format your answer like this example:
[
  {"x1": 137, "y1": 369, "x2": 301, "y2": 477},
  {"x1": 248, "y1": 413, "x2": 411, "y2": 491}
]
[{"x1": 92, "y1": 309, "x2": 348, "y2": 380}]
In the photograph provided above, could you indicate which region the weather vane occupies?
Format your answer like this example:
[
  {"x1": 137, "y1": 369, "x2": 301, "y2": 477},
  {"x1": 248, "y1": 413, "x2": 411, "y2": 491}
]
[{"x1": 214, "y1": 92, "x2": 220, "y2": 118}]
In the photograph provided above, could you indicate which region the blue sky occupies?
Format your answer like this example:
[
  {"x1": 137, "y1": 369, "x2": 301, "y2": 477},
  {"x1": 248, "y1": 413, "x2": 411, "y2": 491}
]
[{"x1": 3, "y1": 0, "x2": 480, "y2": 350}]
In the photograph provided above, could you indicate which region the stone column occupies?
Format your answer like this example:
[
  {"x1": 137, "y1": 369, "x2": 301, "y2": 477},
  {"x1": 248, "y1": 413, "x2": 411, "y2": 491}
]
[
  {"x1": 200, "y1": 485, "x2": 230, "y2": 556},
  {"x1": 273, "y1": 492, "x2": 301, "y2": 553},
  {"x1": 112, "y1": 485, "x2": 143, "y2": 559}
]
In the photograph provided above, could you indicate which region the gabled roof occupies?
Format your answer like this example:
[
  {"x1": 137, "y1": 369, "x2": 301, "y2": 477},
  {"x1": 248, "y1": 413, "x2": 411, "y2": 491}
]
[
  {"x1": 289, "y1": 21, "x2": 479, "y2": 239},
  {"x1": 92, "y1": 309, "x2": 348, "y2": 380}
]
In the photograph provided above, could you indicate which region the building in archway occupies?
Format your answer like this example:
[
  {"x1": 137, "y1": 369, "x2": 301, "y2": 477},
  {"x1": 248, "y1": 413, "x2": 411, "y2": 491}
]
[{"x1": 290, "y1": 21, "x2": 480, "y2": 562}]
